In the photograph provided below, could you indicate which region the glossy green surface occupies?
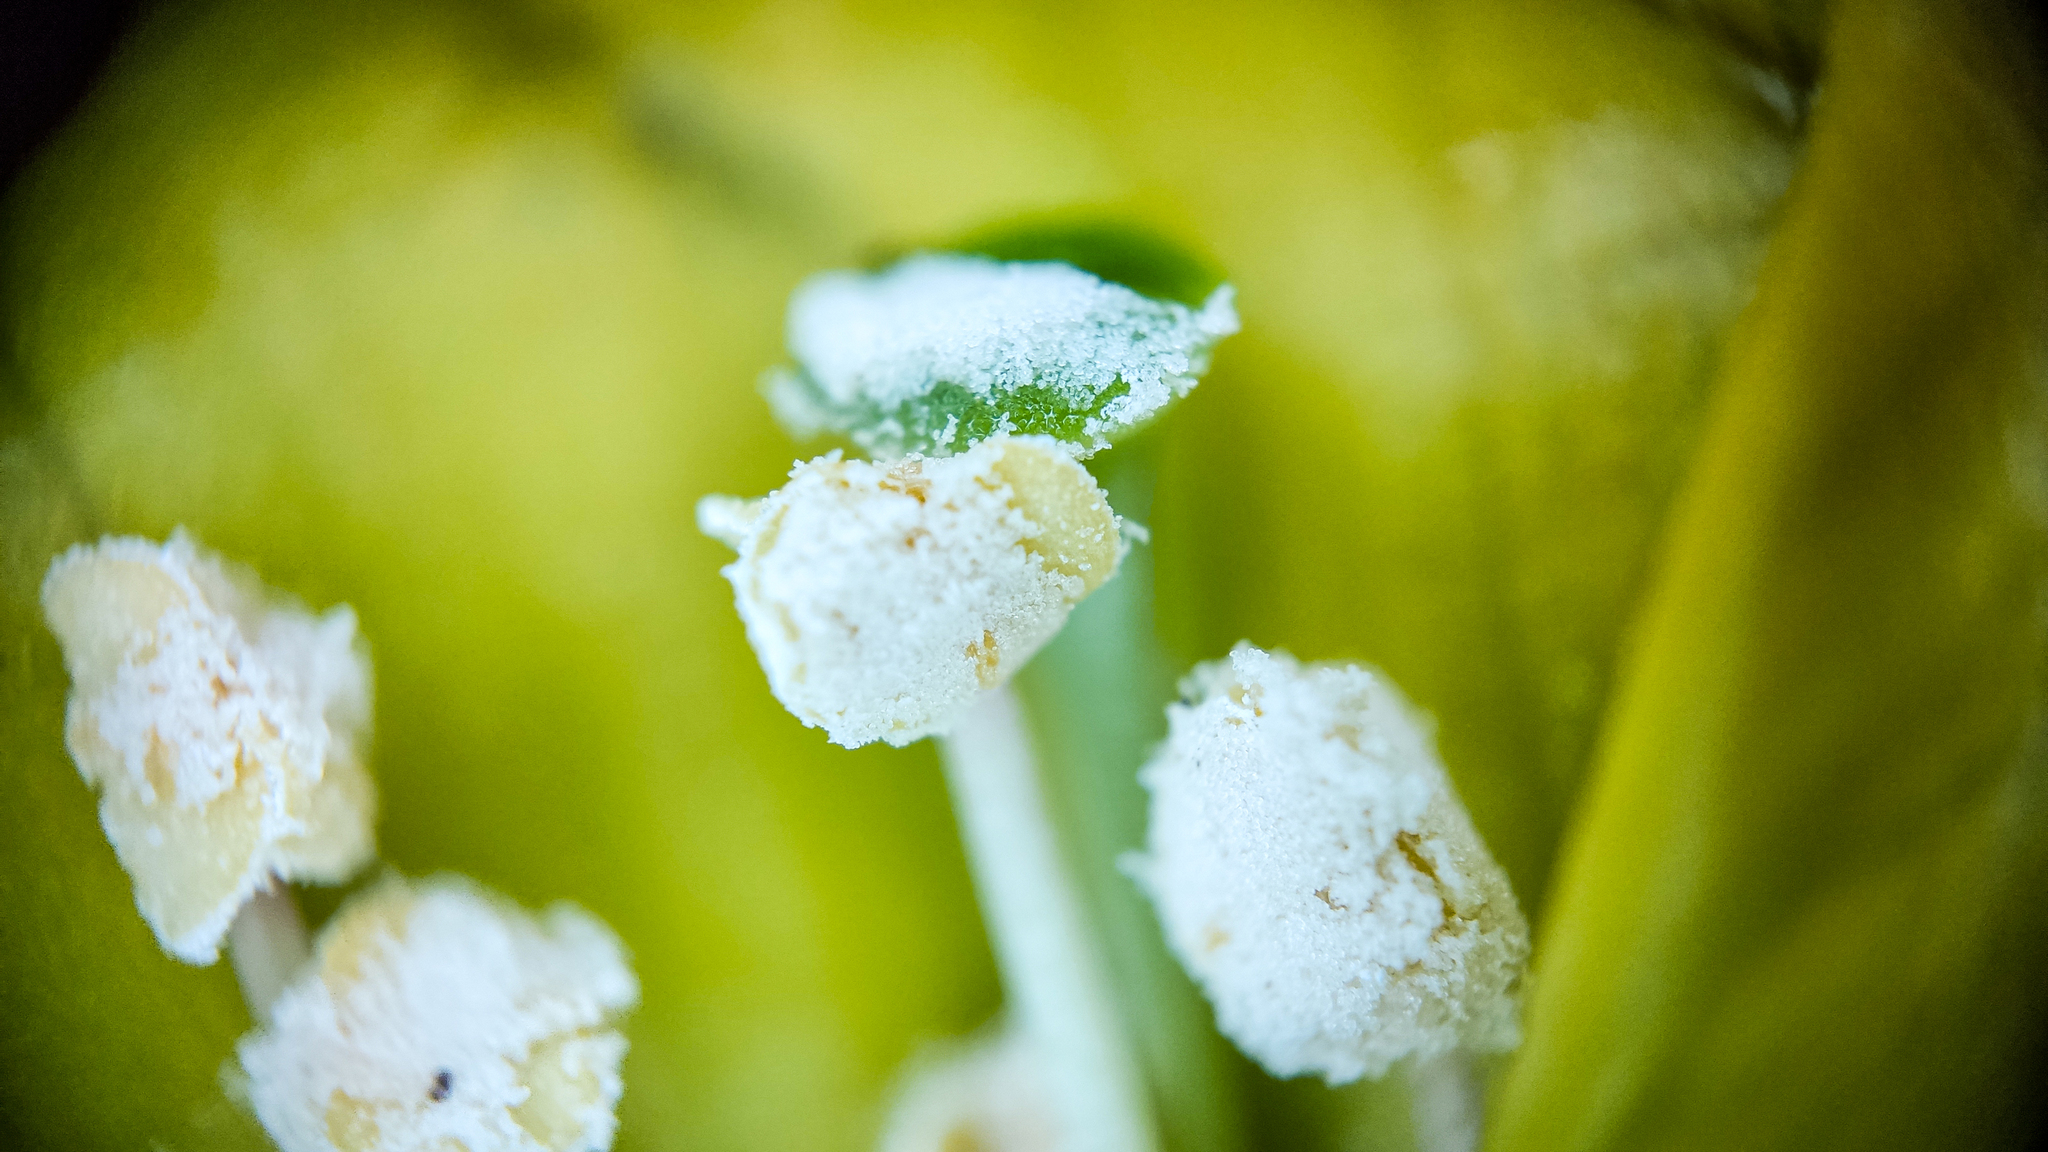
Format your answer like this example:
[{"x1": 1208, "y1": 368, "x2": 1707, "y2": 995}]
[{"x1": 1490, "y1": 2, "x2": 2048, "y2": 1147}]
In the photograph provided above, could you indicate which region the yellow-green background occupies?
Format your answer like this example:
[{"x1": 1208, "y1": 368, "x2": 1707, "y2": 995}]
[{"x1": 3, "y1": 1, "x2": 2044, "y2": 1149}]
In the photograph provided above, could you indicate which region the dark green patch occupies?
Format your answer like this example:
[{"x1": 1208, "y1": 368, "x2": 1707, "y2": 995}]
[
  {"x1": 774, "y1": 373, "x2": 1143, "y2": 458},
  {"x1": 941, "y1": 212, "x2": 1225, "y2": 308},
  {"x1": 862, "y1": 209, "x2": 1223, "y2": 307}
]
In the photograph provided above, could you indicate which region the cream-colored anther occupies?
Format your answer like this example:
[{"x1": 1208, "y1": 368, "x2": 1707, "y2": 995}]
[
  {"x1": 765, "y1": 254, "x2": 1239, "y2": 457},
  {"x1": 238, "y1": 875, "x2": 638, "y2": 1152},
  {"x1": 40, "y1": 530, "x2": 374, "y2": 963},
  {"x1": 879, "y1": 1028, "x2": 1060, "y2": 1152},
  {"x1": 1132, "y1": 645, "x2": 1528, "y2": 1083},
  {"x1": 699, "y1": 434, "x2": 1119, "y2": 748}
]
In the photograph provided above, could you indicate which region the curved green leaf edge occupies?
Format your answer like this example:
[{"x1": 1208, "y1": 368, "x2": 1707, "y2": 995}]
[{"x1": 1488, "y1": 3, "x2": 2048, "y2": 1149}]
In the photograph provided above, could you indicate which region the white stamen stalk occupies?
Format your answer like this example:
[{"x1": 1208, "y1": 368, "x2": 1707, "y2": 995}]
[
  {"x1": 228, "y1": 880, "x2": 310, "y2": 1017},
  {"x1": 1407, "y1": 1053, "x2": 1481, "y2": 1152},
  {"x1": 940, "y1": 686, "x2": 1158, "y2": 1152}
]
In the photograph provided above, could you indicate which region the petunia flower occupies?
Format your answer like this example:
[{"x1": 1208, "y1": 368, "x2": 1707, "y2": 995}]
[{"x1": 2, "y1": 1, "x2": 2044, "y2": 1151}]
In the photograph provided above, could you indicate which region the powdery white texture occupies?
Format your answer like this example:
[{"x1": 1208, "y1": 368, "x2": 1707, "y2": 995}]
[
  {"x1": 879, "y1": 1028, "x2": 1060, "y2": 1152},
  {"x1": 1131, "y1": 645, "x2": 1528, "y2": 1084},
  {"x1": 238, "y1": 875, "x2": 639, "y2": 1152},
  {"x1": 699, "y1": 435, "x2": 1119, "y2": 748},
  {"x1": 40, "y1": 529, "x2": 375, "y2": 964},
  {"x1": 770, "y1": 254, "x2": 1238, "y2": 455}
]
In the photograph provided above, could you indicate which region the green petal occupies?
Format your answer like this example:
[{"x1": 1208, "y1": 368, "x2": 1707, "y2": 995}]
[{"x1": 1490, "y1": 3, "x2": 2048, "y2": 1148}]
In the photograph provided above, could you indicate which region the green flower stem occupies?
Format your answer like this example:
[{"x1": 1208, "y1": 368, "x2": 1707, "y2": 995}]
[
  {"x1": 226, "y1": 884, "x2": 309, "y2": 1018},
  {"x1": 940, "y1": 685, "x2": 1159, "y2": 1152},
  {"x1": 1016, "y1": 432, "x2": 1246, "y2": 1152}
]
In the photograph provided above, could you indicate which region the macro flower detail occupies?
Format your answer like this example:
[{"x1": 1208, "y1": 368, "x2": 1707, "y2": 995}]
[
  {"x1": 700, "y1": 434, "x2": 1120, "y2": 748},
  {"x1": 237, "y1": 875, "x2": 638, "y2": 1152},
  {"x1": 39, "y1": 529, "x2": 375, "y2": 964},
  {"x1": 1132, "y1": 644, "x2": 1529, "y2": 1083},
  {"x1": 764, "y1": 253, "x2": 1239, "y2": 459},
  {"x1": 11, "y1": 1, "x2": 2044, "y2": 1146}
]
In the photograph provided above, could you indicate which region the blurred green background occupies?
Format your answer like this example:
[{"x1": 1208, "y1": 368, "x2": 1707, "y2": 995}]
[{"x1": 3, "y1": 1, "x2": 2044, "y2": 1150}]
